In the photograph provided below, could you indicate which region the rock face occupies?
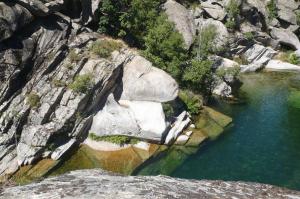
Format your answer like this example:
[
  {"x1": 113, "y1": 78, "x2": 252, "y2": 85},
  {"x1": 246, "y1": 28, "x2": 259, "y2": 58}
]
[
  {"x1": 1, "y1": 169, "x2": 300, "y2": 199},
  {"x1": 120, "y1": 55, "x2": 178, "y2": 103},
  {"x1": 270, "y1": 28, "x2": 300, "y2": 50},
  {"x1": 164, "y1": 0, "x2": 196, "y2": 49}
]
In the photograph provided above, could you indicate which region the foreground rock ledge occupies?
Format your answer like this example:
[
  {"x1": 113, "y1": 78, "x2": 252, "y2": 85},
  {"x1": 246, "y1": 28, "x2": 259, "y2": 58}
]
[{"x1": 1, "y1": 170, "x2": 300, "y2": 199}]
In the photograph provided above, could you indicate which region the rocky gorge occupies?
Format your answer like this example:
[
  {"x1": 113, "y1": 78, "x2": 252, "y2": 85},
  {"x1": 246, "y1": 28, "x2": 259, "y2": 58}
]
[{"x1": 1, "y1": 0, "x2": 300, "y2": 198}]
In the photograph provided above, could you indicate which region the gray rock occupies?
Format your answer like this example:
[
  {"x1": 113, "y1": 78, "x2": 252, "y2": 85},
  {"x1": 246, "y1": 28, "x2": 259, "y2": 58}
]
[
  {"x1": 165, "y1": 111, "x2": 191, "y2": 145},
  {"x1": 164, "y1": 0, "x2": 196, "y2": 49},
  {"x1": 270, "y1": 27, "x2": 300, "y2": 50},
  {"x1": 1, "y1": 169, "x2": 300, "y2": 199},
  {"x1": 266, "y1": 60, "x2": 300, "y2": 72},
  {"x1": 241, "y1": 44, "x2": 277, "y2": 72},
  {"x1": 201, "y1": 1, "x2": 226, "y2": 21},
  {"x1": 120, "y1": 55, "x2": 179, "y2": 103},
  {"x1": 51, "y1": 139, "x2": 77, "y2": 160},
  {"x1": 0, "y1": 2, "x2": 33, "y2": 41},
  {"x1": 195, "y1": 18, "x2": 229, "y2": 50}
]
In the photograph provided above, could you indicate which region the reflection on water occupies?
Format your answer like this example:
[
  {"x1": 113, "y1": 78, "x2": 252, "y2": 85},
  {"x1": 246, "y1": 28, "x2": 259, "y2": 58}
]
[{"x1": 136, "y1": 72, "x2": 300, "y2": 191}]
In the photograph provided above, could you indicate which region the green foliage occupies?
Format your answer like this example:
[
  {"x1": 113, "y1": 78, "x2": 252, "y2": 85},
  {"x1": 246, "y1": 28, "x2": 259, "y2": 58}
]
[
  {"x1": 162, "y1": 103, "x2": 175, "y2": 118},
  {"x1": 90, "y1": 39, "x2": 123, "y2": 58},
  {"x1": 183, "y1": 60, "x2": 213, "y2": 94},
  {"x1": 195, "y1": 24, "x2": 217, "y2": 60},
  {"x1": 143, "y1": 14, "x2": 188, "y2": 80},
  {"x1": 179, "y1": 90, "x2": 203, "y2": 115},
  {"x1": 69, "y1": 74, "x2": 93, "y2": 93},
  {"x1": 68, "y1": 49, "x2": 81, "y2": 63},
  {"x1": 52, "y1": 79, "x2": 66, "y2": 87},
  {"x1": 88, "y1": 133, "x2": 139, "y2": 145},
  {"x1": 233, "y1": 55, "x2": 248, "y2": 65},
  {"x1": 225, "y1": 0, "x2": 240, "y2": 30},
  {"x1": 98, "y1": 0, "x2": 162, "y2": 46},
  {"x1": 277, "y1": 52, "x2": 300, "y2": 65},
  {"x1": 296, "y1": 11, "x2": 300, "y2": 25},
  {"x1": 27, "y1": 92, "x2": 41, "y2": 108},
  {"x1": 288, "y1": 53, "x2": 300, "y2": 65},
  {"x1": 267, "y1": 0, "x2": 277, "y2": 20},
  {"x1": 244, "y1": 32, "x2": 255, "y2": 41},
  {"x1": 216, "y1": 65, "x2": 240, "y2": 80}
]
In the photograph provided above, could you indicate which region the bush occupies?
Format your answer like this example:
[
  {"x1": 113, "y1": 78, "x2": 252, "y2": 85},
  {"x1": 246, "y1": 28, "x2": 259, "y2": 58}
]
[
  {"x1": 88, "y1": 133, "x2": 139, "y2": 145},
  {"x1": 98, "y1": 0, "x2": 161, "y2": 46},
  {"x1": 288, "y1": 53, "x2": 300, "y2": 65},
  {"x1": 52, "y1": 79, "x2": 66, "y2": 87},
  {"x1": 143, "y1": 14, "x2": 188, "y2": 80},
  {"x1": 27, "y1": 92, "x2": 41, "y2": 108},
  {"x1": 244, "y1": 32, "x2": 255, "y2": 41},
  {"x1": 216, "y1": 65, "x2": 240, "y2": 80},
  {"x1": 90, "y1": 39, "x2": 123, "y2": 58},
  {"x1": 267, "y1": 0, "x2": 277, "y2": 20},
  {"x1": 194, "y1": 24, "x2": 217, "y2": 60},
  {"x1": 225, "y1": 0, "x2": 240, "y2": 30},
  {"x1": 296, "y1": 11, "x2": 300, "y2": 25},
  {"x1": 69, "y1": 74, "x2": 93, "y2": 93},
  {"x1": 162, "y1": 103, "x2": 175, "y2": 118},
  {"x1": 179, "y1": 90, "x2": 203, "y2": 115},
  {"x1": 183, "y1": 60, "x2": 213, "y2": 95},
  {"x1": 68, "y1": 49, "x2": 81, "y2": 63}
]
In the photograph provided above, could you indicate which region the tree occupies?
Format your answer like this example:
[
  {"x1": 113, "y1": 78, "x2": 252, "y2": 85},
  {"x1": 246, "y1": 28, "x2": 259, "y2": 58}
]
[{"x1": 143, "y1": 14, "x2": 188, "y2": 80}]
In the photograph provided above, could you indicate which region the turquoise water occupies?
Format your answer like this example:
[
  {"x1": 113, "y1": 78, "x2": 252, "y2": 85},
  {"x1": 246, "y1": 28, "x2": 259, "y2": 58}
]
[{"x1": 135, "y1": 72, "x2": 300, "y2": 191}]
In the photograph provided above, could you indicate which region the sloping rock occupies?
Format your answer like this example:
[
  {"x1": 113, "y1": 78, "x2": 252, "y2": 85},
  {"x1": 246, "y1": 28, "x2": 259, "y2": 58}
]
[
  {"x1": 0, "y1": 2, "x2": 33, "y2": 41},
  {"x1": 266, "y1": 60, "x2": 300, "y2": 72},
  {"x1": 240, "y1": 44, "x2": 277, "y2": 72},
  {"x1": 195, "y1": 18, "x2": 229, "y2": 50},
  {"x1": 165, "y1": 111, "x2": 191, "y2": 145},
  {"x1": 120, "y1": 55, "x2": 178, "y2": 103},
  {"x1": 164, "y1": 0, "x2": 196, "y2": 49},
  {"x1": 201, "y1": 1, "x2": 226, "y2": 21},
  {"x1": 270, "y1": 27, "x2": 300, "y2": 50},
  {"x1": 1, "y1": 169, "x2": 300, "y2": 199}
]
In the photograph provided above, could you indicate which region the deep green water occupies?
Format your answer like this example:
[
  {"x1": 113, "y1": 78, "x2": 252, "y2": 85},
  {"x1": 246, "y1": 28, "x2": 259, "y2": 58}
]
[{"x1": 135, "y1": 72, "x2": 300, "y2": 191}]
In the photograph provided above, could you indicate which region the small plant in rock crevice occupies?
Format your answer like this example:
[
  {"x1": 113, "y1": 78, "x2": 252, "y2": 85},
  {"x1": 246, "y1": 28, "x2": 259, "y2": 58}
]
[
  {"x1": 88, "y1": 133, "x2": 139, "y2": 145},
  {"x1": 69, "y1": 74, "x2": 93, "y2": 94},
  {"x1": 27, "y1": 92, "x2": 41, "y2": 108},
  {"x1": 89, "y1": 39, "x2": 123, "y2": 58}
]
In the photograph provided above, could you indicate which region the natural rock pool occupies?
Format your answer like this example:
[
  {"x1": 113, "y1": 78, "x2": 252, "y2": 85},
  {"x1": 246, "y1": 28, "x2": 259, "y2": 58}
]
[{"x1": 135, "y1": 72, "x2": 300, "y2": 191}]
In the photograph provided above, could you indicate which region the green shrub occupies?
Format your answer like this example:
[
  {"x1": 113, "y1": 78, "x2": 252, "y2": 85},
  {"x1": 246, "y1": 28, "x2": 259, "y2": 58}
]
[
  {"x1": 27, "y1": 92, "x2": 41, "y2": 108},
  {"x1": 68, "y1": 49, "x2": 81, "y2": 63},
  {"x1": 225, "y1": 0, "x2": 240, "y2": 30},
  {"x1": 296, "y1": 11, "x2": 300, "y2": 25},
  {"x1": 162, "y1": 103, "x2": 175, "y2": 118},
  {"x1": 98, "y1": 0, "x2": 161, "y2": 46},
  {"x1": 288, "y1": 53, "x2": 300, "y2": 65},
  {"x1": 179, "y1": 90, "x2": 203, "y2": 115},
  {"x1": 143, "y1": 14, "x2": 188, "y2": 80},
  {"x1": 244, "y1": 32, "x2": 255, "y2": 40},
  {"x1": 69, "y1": 74, "x2": 93, "y2": 93},
  {"x1": 233, "y1": 56, "x2": 248, "y2": 65},
  {"x1": 88, "y1": 133, "x2": 139, "y2": 145},
  {"x1": 90, "y1": 39, "x2": 123, "y2": 58},
  {"x1": 216, "y1": 65, "x2": 240, "y2": 80},
  {"x1": 195, "y1": 24, "x2": 217, "y2": 60},
  {"x1": 183, "y1": 60, "x2": 213, "y2": 95},
  {"x1": 267, "y1": 0, "x2": 277, "y2": 20},
  {"x1": 52, "y1": 79, "x2": 66, "y2": 87}
]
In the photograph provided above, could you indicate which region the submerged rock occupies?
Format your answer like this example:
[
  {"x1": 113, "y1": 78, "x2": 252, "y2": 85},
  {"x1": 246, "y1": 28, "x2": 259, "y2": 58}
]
[{"x1": 2, "y1": 169, "x2": 300, "y2": 199}]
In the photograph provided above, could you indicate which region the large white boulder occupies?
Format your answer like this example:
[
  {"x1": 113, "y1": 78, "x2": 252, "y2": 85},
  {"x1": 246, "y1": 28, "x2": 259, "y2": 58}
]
[
  {"x1": 120, "y1": 55, "x2": 179, "y2": 103},
  {"x1": 266, "y1": 60, "x2": 300, "y2": 72},
  {"x1": 270, "y1": 27, "x2": 300, "y2": 50},
  {"x1": 163, "y1": 0, "x2": 196, "y2": 49},
  {"x1": 90, "y1": 95, "x2": 168, "y2": 142}
]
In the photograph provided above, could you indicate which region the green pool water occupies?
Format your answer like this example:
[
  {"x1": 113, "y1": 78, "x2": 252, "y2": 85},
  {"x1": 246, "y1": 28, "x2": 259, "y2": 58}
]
[{"x1": 135, "y1": 72, "x2": 300, "y2": 191}]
